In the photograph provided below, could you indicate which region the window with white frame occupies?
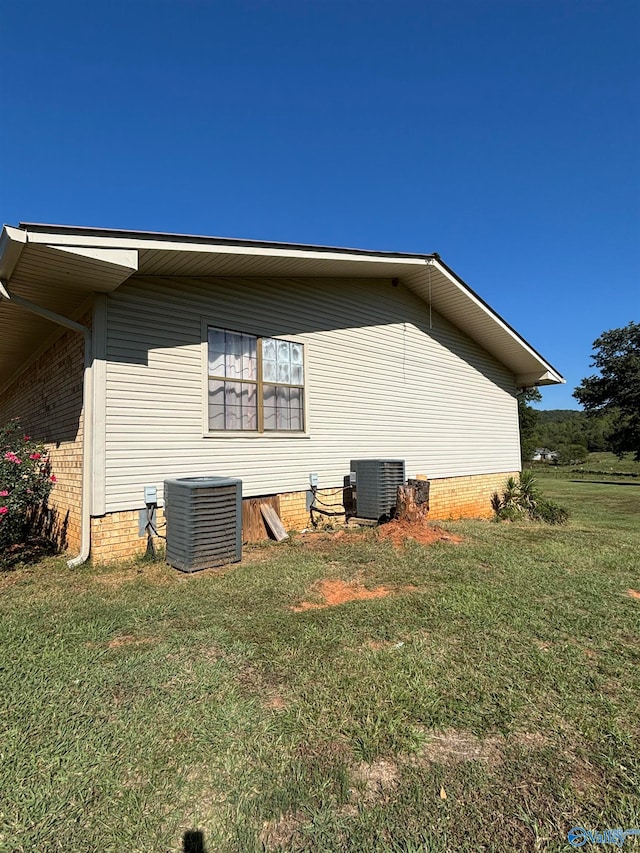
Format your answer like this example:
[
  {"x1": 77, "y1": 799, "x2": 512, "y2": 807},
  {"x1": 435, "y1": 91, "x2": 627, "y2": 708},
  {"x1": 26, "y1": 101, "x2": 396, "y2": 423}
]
[{"x1": 207, "y1": 327, "x2": 305, "y2": 432}]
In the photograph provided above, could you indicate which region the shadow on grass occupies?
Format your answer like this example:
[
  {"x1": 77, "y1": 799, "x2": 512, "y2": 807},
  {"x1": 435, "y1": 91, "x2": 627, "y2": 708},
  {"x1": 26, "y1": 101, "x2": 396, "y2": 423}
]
[
  {"x1": 0, "y1": 538, "x2": 59, "y2": 572},
  {"x1": 569, "y1": 480, "x2": 640, "y2": 487},
  {"x1": 183, "y1": 830, "x2": 207, "y2": 852}
]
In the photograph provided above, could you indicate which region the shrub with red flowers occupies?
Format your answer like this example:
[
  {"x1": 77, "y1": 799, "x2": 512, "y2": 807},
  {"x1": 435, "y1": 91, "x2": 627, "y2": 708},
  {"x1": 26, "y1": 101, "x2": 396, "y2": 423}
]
[{"x1": 0, "y1": 420, "x2": 55, "y2": 553}]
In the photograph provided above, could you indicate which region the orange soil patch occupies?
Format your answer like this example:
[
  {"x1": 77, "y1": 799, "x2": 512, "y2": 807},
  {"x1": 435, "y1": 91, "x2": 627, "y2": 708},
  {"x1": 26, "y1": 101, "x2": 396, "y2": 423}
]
[
  {"x1": 627, "y1": 589, "x2": 640, "y2": 600},
  {"x1": 292, "y1": 578, "x2": 394, "y2": 611},
  {"x1": 377, "y1": 519, "x2": 462, "y2": 548}
]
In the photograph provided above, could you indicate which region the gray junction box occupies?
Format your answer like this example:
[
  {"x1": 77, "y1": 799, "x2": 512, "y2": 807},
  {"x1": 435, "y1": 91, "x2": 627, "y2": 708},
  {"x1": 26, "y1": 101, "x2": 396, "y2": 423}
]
[{"x1": 164, "y1": 476, "x2": 242, "y2": 572}]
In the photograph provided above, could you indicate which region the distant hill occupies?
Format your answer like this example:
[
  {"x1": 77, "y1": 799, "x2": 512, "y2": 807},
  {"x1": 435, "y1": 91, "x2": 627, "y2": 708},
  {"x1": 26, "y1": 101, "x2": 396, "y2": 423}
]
[
  {"x1": 536, "y1": 409, "x2": 583, "y2": 424},
  {"x1": 532, "y1": 409, "x2": 612, "y2": 452}
]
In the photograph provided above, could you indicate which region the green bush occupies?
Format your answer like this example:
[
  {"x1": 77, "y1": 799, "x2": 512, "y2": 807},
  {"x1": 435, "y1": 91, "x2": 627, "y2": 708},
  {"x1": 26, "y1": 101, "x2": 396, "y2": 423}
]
[
  {"x1": 0, "y1": 420, "x2": 55, "y2": 554},
  {"x1": 553, "y1": 443, "x2": 588, "y2": 465},
  {"x1": 491, "y1": 470, "x2": 568, "y2": 525},
  {"x1": 532, "y1": 497, "x2": 569, "y2": 525}
]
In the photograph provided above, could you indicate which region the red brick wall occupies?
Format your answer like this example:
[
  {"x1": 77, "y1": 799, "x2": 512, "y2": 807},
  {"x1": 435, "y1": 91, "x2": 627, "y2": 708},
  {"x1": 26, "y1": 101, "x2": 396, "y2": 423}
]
[{"x1": 0, "y1": 325, "x2": 86, "y2": 551}]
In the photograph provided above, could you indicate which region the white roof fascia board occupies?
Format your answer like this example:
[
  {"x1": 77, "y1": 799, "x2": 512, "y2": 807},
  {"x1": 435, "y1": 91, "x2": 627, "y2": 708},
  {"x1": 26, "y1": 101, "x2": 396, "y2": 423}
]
[
  {"x1": 31, "y1": 233, "x2": 427, "y2": 268},
  {"x1": 0, "y1": 225, "x2": 27, "y2": 279},
  {"x1": 22, "y1": 227, "x2": 426, "y2": 267},
  {"x1": 516, "y1": 371, "x2": 566, "y2": 387},
  {"x1": 430, "y1": 258, "x2": 564, "y2": 385}
]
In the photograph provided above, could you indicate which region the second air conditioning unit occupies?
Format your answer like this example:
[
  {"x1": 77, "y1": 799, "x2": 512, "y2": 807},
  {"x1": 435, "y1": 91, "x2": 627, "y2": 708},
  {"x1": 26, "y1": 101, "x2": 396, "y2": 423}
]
[{"x1": 350, "y1": 459, "x2": 405, "y2": 521}]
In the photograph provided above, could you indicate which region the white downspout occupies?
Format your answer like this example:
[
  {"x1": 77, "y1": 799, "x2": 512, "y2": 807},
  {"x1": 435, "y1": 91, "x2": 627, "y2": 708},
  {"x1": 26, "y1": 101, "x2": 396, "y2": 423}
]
[{"x1": 0, "y1": 281, "x2": 93, "y2": 567}]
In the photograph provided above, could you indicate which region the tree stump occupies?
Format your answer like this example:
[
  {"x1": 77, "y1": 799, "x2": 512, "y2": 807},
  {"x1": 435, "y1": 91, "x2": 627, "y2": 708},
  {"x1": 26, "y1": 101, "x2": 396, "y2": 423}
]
[{"x1": 396, "y1": 479, "x2": 430, "y2": 523}]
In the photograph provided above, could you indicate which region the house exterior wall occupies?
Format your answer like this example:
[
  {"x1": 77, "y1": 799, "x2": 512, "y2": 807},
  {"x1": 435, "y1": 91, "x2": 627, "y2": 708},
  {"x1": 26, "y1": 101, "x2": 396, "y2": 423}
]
[
  {"x1": 0, "y1": 322, "x2": 86, "y2": 550},
  {"x1": 88, "y1": 472, "x2": 518, "y2": 564},
  {"x1": 102, "y1": 275, "x2": 521, "y2": 516}
]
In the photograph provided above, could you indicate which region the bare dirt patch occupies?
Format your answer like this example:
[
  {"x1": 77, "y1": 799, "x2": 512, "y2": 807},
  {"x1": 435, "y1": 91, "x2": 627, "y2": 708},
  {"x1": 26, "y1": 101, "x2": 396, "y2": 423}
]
[
  {"x1": 627, "y1": 589, "x2": 640, "y2": 600},
  {"x1": 291, "y1": 578, "x2": 399, "y2": 611},
  {"x1": 377, "y1": 520, "x2": 462, "y2": 548}
]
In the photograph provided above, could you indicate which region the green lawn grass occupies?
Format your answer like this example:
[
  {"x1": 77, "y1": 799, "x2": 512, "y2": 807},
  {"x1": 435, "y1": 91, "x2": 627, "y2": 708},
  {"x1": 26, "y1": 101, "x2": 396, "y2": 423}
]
[
  {"x1": 1, "y1": 475, "x2": 639, "y2": 852},
  {"x1": 533, "y1": 451, "x2": 640, "y2": 483}
]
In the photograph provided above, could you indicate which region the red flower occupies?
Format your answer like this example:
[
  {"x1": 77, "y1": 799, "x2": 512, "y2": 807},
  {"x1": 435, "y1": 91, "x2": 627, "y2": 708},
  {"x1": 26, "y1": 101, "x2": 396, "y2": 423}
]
[
  {"x1": 23, "y1": 435, "x2": 31, "y2": 441},
  {"x1": 0, "y1": 490, "x2": 8, "y2": 497},
  {"x1": 50, "y1": 475, "x2": 57, "y2": 483},
  {"x1": 0, "y1": 507, "x2": 8, "y2": 515},
  {"x1": 29, "y1": 452, "x2": 42, "y2": 460}
]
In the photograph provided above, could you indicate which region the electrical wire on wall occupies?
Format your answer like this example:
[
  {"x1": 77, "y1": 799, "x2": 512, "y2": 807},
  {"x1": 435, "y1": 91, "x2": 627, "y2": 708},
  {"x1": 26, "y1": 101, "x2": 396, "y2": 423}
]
[
  {"x1": 144, "y1": 503, "x2": 166, "y2": 559},
  {"x1": 308, "y1": 484, "x2": 346, "y2": 527}
]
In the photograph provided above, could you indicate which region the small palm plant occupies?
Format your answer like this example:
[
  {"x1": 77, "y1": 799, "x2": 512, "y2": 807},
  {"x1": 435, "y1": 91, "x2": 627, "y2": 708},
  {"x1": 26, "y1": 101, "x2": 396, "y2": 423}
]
[{"x1": 491, "y1": 471, "x2": 568, "y2": 525}]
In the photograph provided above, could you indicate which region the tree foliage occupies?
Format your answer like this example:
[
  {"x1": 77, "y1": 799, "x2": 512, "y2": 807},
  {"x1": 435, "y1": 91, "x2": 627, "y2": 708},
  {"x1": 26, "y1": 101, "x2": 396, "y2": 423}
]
[
  {"x1": 574, "y1": 322, "x2": 640, "y2": 460},
  {"x1": 533, "y1": 409, "x2": 614, "y2": 454},
  {"x1": 517, "y1": 387, "x2": 541, "y2": 464}
]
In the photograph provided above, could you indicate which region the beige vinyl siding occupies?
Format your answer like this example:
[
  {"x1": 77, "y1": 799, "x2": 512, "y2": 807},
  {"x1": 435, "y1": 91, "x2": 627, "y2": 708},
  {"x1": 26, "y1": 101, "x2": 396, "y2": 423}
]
[{"x1": 103, "y1": 276, "x2": 520, "y2": 512}]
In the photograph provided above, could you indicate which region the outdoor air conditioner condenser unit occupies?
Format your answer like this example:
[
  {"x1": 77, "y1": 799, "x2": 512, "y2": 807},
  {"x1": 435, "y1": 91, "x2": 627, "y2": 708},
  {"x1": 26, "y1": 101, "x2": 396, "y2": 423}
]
[
  {"x1": 164, "y1": 476, "x2": 242, "y2": 572},
  {"x1": 350, "y1": 459, "x2": 406, "y2": 521}
]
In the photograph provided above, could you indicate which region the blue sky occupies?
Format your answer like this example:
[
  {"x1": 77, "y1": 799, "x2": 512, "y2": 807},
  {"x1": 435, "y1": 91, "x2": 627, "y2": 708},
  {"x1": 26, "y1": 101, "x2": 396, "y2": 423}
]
[{"x1": 1, "y1": 0, "x2": 638, "y2": 409}]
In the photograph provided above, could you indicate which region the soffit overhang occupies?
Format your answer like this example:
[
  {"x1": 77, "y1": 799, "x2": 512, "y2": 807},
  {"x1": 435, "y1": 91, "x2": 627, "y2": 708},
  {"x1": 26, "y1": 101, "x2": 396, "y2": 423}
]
[{"x1": 0, "y1": 223, "x2": 564, "y2": 393}]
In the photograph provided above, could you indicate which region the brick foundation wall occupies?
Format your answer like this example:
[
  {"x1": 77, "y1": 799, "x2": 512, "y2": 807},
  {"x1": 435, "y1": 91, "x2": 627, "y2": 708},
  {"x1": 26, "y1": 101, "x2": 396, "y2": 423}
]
[
  {"x1": 90, "y1": 473, "x2": 515, "y2": 565},
  {"x1": 277, "y1": 473, "x2": 518, "y2": 530},
  {"x1": 91, "y1": 507, "x2": 167, "y2": 563},
  {"x1": 0, "y1": 324, "x2": 86, "y2": 551},
  {"x1": 428, "y1": 471, "x2": 519, "y2": 520}
]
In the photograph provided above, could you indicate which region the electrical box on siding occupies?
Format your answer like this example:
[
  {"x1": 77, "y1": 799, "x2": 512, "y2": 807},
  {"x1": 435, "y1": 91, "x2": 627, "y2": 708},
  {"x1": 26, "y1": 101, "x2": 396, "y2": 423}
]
[
  {"x1": 164, "y1": 476, "x2": 242, "y2": 572},
  {"x1": 350, "y1": 459, "x2": 405, "y2": 521}
]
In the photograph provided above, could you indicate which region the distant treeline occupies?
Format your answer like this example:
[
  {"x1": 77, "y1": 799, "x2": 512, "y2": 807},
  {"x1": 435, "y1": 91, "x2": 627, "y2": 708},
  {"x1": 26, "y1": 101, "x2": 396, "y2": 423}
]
[{"x1": 532, "y1": 409, "x2": 615, "y2": 453}]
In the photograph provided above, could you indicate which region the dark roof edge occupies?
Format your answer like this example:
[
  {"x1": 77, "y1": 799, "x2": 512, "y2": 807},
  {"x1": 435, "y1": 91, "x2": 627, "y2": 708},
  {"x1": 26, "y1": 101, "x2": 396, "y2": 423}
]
[
  {"x1": 435, "y1": 256, "x2": 565, "y2": 382},
  {"x1": 17, "y1": 222, "x2": 438, "y2": 262}
]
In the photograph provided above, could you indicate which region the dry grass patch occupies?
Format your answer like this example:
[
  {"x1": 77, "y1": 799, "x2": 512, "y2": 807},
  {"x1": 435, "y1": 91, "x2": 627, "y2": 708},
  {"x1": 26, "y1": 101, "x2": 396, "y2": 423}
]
[
  {"x1": 512, "y1": 732, "x2": 549, "y2": 750},
  {"x1": 260, "y1": 810, "x2": 308, "y2": 850},
  {"x1": 234, "y1": 659, "x2": 290, "y2": 711},
  {"x1": 350, "y1": 758, "x2": 400, "y2": 803},
  {"x1": 107, "y1": 634, "x2": 159, "y2": 649},
  {"x1": 570, "y1": 757, "x2": 604, "y2": 795},
  {"x1": 414, "y1": 729, "x2": 504, "y2": 769}
]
